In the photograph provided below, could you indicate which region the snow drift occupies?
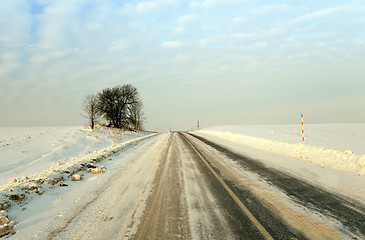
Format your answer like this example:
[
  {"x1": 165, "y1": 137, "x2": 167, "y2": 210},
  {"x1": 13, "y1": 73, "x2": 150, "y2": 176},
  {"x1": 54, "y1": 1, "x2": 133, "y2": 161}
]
[{"x1": 197, "y1": 124, "x2": 365, "y2": 177}]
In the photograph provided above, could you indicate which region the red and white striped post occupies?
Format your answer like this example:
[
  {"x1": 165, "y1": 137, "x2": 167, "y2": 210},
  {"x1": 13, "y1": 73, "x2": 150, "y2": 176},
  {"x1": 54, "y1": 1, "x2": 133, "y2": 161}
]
[{"x1": 301, "y1": 114, "x2": 304, "y2": 144}]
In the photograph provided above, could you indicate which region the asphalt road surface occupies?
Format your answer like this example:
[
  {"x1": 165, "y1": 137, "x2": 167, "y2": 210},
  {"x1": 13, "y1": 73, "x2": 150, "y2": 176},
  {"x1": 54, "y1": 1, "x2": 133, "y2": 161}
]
[{"x1": 47, "y1": 132, "x2": 365, "y2": 239}]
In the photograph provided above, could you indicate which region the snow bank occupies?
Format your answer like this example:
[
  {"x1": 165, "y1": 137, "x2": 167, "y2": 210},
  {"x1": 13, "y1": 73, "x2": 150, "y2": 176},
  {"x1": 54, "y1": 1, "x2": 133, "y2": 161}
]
[
  {"x1": 0, "y1": 132, "x2": 156, "y2": 223},
  {"x1": 197, "y1": 125, "x2": 365, "y2": 177},
  {"x1": 0, "y1": 126, "x2": 148, "y2": 186}
]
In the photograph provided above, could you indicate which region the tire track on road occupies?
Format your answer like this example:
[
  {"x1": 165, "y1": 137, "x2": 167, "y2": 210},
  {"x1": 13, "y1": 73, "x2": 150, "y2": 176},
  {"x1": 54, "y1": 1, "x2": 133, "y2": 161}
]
[
  {"x1": 181, "y1": 133, "x2": 273, "y2": 240},
  {"x1": 132, "y1": 133, "x2": 191, "y2": 240},
  {"x1": 189, "y1": 133, "x2": 365, "y2": 239}
]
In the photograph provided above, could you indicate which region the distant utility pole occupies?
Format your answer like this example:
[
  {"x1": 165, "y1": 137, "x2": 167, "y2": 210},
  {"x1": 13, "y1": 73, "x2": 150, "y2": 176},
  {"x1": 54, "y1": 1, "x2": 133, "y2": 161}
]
[{"x1": 197, "y1": 121, "x2": 200, "y2": 130}]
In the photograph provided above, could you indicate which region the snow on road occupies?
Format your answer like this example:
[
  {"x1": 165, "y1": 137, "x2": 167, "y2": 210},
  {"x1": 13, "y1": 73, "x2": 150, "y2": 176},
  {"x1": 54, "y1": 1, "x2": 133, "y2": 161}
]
[
  {"x1": 197, "y1": 124, "x2": 365, "y2": 177},
  {"x1": 185, "y1": 133, "x2": 349, "y2": 239}
]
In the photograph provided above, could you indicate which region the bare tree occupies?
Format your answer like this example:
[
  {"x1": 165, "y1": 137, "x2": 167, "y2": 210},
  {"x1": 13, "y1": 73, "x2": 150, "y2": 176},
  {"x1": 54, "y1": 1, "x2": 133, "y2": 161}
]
[
  {"x1": 82, "y1": 94, "x2": 100, "y2": 129},
  {"x1": 129, "y1": 101, "x2": 146, "y2": 131},
  {"x1": 97, "y1": 84, "x2": 140, "y2": 129}
]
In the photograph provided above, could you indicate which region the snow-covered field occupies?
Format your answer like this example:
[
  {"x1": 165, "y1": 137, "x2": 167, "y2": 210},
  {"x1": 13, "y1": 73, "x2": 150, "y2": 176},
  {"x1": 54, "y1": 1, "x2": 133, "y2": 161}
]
[
  {"x1": 0, "y1": 126, "x2": 154, "y2": 237},
  {"x1": 0, "y1": 126, "x2": 149, "y2": 187},
  {"x1": 197, "y1": 124, "x2": 365, "y2": 177}
]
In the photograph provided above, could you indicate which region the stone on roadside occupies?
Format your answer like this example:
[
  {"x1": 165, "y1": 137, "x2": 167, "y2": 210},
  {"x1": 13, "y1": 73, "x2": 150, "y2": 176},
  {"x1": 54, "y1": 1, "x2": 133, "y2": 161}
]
[
  {"x1": 0, "y1": 220, "x2": 15, "y2": 237},
  {"x1": 0, "y1": 211, "x2": 7, "y2": 218},
  {"x1": 9, "y1": 179, "x2": 17, "y2": 184},
  {"x1": 0, "y1": 217, "x2": 9, "y2": 225},
  {"x1": 72, "y1": 174, "x2": 82, "y2": 181},
  {"x1": 88, "y1": 168, "x2": 103, "y2": 174}
]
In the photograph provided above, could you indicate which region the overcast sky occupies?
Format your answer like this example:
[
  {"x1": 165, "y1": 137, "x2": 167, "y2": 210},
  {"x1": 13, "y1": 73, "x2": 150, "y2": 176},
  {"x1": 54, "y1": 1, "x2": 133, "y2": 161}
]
[{"x1": 1, "y1": 0, "x2": 364, "y2": 131}]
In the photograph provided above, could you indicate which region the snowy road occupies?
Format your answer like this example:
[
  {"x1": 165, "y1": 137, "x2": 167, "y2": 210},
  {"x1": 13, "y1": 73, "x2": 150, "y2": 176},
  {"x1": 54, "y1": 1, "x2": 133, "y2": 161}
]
[
  {"x1": 187, "y1": 133, "x2": 365, "y2": 239},
  {"x1": 42, "y1": 132, "x2": 365, "y2": 239},
  {"x1": 134, "y1": 133, "x2": 264, "y2": 239}
]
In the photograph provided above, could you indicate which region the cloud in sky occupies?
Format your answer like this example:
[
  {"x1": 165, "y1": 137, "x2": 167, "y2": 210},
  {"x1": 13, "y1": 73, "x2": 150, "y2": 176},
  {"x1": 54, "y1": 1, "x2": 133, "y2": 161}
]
[{"x1": 0, "y1": 0, "x2": 365, "y2": 130}]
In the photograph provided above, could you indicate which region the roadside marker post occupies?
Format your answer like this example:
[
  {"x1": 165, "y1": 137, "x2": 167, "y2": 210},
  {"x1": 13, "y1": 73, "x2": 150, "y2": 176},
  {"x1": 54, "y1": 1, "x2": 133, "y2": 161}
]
[{"x1": 301, "y1": 114, "x2": 304, "y2": 144}]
